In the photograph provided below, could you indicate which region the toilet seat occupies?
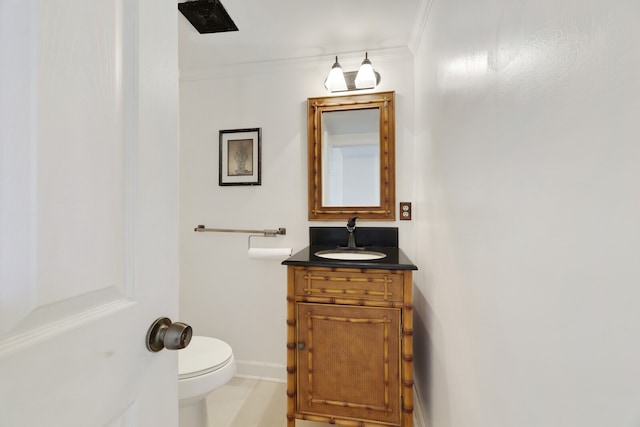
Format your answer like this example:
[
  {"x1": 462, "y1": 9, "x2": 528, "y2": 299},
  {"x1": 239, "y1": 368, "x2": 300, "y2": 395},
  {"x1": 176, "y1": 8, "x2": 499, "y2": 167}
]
[{"x1": 179, "y1": 336, "x2": 233, "y2": 380}]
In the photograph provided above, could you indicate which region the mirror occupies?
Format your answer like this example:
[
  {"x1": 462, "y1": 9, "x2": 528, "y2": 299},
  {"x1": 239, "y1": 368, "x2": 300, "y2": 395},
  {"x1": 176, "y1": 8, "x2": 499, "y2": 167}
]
[
  {"x1": 308, "y1": 91, "x2": 395, "y2": 221},
  {"x1": 322, "y1": 109, "x2": 380, "y2": 207}
]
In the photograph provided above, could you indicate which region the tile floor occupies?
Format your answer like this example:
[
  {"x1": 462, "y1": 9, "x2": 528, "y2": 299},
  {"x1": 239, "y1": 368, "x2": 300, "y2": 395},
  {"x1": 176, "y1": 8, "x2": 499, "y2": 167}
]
[
  {"x1": 205, "y1": 377, "x2": 421, "y2": 427},
  {"x1": 204, "y1": 377, "x2": 329, "y2": 427}
]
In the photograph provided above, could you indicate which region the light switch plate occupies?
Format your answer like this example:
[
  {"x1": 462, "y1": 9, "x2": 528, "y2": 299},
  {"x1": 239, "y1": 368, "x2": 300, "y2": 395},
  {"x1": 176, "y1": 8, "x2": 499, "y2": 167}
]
[{"x1": 400, "y1": 202, "x2": 412, "y2": 220}]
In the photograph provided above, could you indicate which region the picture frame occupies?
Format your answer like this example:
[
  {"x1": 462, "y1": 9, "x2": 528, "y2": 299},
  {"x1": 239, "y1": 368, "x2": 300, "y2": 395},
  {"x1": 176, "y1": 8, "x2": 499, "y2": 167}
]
[{"x1": 219, "y1": 128, "x2": 262, "y2": 186}]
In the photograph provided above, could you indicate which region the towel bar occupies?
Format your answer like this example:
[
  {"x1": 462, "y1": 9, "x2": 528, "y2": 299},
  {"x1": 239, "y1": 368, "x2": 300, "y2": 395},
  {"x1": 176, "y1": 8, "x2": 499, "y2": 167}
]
[{"x1": 194, "y1": 225, "x2": 286, "y2": 237}]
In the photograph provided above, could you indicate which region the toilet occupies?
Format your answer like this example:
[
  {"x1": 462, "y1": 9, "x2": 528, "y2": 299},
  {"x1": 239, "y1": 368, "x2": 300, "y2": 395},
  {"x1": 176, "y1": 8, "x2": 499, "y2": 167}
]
[{"x1": 178, "y1": 336, "x2": 236, "y2": 427}]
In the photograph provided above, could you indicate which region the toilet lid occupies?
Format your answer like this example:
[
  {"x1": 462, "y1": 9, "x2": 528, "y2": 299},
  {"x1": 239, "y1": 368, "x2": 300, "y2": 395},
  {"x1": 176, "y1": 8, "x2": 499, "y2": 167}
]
[{"x1": 178, "y1": 336, "x2": 233, "y2": 380}]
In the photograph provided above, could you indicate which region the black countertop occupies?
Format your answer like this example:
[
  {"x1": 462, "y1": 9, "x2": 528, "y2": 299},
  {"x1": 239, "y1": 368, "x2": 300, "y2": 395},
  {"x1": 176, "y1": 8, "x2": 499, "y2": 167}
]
[{"x1": 282, "y1": 245, "x2": 418, "y2": 271}]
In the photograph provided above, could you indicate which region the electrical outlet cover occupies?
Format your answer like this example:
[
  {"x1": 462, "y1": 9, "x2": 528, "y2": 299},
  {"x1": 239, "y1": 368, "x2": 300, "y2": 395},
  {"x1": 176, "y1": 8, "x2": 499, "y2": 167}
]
[{"x1": 400, "y1": 202, "x2": 411, "y2": 220}]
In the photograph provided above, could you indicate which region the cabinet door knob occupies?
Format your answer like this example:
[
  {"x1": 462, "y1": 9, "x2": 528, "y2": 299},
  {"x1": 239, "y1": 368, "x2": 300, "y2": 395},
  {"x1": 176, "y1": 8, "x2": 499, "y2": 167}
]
[{"x1": 297, "y1": 342, "x2": 305, "y2": 350}]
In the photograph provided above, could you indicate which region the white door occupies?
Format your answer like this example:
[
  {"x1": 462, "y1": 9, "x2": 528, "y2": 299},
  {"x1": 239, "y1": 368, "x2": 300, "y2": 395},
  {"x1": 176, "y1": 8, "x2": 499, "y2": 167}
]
[{"x1": 0, "y1": 0, "x2": 180, "y2": 425}]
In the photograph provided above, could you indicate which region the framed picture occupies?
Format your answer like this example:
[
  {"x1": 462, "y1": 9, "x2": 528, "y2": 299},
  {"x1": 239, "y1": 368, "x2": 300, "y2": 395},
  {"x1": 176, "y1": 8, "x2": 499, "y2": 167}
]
[{"x1": 219, "y1": 128, "x2": 261, "y2": 186}]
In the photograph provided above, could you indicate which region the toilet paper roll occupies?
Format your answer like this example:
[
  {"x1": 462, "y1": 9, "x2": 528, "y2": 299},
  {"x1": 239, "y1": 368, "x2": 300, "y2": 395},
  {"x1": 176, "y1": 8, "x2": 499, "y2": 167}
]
[{"x1": 248, "y1": 247, "x2": 293, "y2": 260}]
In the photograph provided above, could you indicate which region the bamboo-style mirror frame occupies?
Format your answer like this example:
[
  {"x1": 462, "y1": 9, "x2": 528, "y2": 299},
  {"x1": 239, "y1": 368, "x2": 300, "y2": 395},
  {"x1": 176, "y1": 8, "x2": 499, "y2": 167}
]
[{"x1": 308, "y1": 91, "x2": 396, "y2": 221}]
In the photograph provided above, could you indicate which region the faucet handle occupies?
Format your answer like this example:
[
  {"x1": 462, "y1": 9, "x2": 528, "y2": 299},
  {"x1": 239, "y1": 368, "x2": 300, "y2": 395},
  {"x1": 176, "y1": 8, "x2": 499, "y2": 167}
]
[{"x1": 347, "y1": 216, "x2": 358, "y2": 229}]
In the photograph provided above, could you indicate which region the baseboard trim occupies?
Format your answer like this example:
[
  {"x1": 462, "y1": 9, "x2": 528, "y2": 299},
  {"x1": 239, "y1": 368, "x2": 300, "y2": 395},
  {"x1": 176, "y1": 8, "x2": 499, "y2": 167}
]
[{"x1": 235, "y1": 360, "x2": 286, "y2": 383}]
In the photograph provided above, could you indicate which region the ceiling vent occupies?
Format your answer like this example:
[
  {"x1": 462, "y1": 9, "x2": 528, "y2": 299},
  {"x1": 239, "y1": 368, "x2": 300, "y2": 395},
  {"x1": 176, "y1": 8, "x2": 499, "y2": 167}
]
[{"x1": 178, "y1": 0, "x2": 238, "y2": 34}]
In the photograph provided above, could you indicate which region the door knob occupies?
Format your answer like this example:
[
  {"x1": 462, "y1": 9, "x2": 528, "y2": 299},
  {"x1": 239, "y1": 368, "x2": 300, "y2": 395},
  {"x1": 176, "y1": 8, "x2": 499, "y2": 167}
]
[{"x1": 146, "y1": 317, "x2": 193, "y2": 352}]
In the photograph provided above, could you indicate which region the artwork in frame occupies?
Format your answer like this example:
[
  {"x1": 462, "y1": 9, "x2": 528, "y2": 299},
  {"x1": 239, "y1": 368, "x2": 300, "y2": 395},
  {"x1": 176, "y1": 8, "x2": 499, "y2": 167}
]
[{"x1": 219, "y1": 128, "x2": 262, "y2": 186}]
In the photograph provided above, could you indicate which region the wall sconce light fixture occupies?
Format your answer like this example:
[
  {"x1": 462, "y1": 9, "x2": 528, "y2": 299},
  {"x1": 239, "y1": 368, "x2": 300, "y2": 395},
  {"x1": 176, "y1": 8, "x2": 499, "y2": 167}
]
[
  {"x1": 324, "y1": 53, "x2": 381, "y2": 92},
  {"x1": 324, "y1": 56, "x2": 348, "y2": 92}
]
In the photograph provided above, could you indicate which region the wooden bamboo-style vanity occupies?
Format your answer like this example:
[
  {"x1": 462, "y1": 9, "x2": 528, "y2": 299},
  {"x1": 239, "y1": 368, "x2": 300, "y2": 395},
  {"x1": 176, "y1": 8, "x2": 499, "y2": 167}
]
[
  {"x1": 293, "y1": 90, "x2": 409, "y2": 426},
  {"x1": 283, "y1": 235, "x2": 416, "y2": 427}
]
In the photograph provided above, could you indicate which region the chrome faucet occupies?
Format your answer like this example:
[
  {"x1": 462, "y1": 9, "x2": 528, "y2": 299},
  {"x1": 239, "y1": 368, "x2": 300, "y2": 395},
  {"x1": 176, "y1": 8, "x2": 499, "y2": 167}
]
[{"x1": 346, "y1": 216, "x2": 358, "y2": 249}]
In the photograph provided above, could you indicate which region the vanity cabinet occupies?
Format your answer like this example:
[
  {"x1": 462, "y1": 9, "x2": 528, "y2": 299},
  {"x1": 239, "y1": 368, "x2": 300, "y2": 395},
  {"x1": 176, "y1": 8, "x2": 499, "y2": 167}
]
[{"x1": 286, "y1": 266, "x2": 413, "y2": 427}]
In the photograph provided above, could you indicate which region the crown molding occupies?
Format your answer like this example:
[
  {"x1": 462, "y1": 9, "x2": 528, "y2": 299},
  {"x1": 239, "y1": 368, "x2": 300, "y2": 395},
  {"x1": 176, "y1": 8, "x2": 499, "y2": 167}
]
[
  {"x1": 408, "y1": 0, "x2": 434, "y2": 54},
  {"x1": 179, "y1": 47, "x2": 413, "y2": 82}
]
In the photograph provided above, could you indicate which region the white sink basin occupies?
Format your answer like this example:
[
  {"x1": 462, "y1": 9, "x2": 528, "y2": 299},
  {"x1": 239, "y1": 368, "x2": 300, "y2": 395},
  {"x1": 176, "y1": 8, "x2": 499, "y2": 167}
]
[{"x1": 314, "y1": 249, "x2": 387, "y2": 261}]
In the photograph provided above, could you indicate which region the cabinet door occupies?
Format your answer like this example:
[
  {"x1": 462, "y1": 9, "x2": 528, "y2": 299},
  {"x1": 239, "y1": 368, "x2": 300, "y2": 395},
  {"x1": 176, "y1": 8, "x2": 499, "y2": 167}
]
[{"x1": 297, "y1": 303, "x2": 401, "y2": 425}]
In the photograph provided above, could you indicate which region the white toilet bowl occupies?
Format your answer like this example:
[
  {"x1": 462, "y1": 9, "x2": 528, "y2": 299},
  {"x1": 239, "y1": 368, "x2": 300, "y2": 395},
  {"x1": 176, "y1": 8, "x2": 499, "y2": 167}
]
[{"x1": 178, "y1": 336, "x2": 236, "y2": 427}]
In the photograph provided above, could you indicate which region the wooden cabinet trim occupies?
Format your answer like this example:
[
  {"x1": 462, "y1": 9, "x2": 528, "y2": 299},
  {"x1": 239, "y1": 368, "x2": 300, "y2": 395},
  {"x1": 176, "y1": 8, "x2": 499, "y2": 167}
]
[{"x1": 294, "y1": 268, "x2": 404, "y2": 305}]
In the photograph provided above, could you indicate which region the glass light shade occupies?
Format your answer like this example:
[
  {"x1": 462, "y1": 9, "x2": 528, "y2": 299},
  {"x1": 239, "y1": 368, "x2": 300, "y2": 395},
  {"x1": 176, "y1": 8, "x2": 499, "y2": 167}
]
[
  {"x1": 355, "y1": 53, "x2": 377, "y2": 89},
  {"x1": 324, "y1": 57, "x2": 347, "y2": 92}
]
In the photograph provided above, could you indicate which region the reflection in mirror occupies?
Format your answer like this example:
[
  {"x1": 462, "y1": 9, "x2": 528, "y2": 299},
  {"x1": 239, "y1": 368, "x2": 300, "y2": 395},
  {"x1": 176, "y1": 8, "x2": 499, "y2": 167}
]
[
  {"x1": 308, "y1": 91, "x2": 395, "y2": 221},
  {"x1": 322, "y1": 109, "x2": 380, "y2": 207}
]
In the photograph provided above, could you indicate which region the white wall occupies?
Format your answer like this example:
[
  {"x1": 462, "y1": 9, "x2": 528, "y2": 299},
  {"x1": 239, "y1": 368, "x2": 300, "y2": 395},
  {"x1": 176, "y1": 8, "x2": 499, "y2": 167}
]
[
  {"x1": 179, "y1": 50, "x2": 415, "y2": 380},
  {"x1": 412, "y1": 0, "x2": 640, "y2": 426}
]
